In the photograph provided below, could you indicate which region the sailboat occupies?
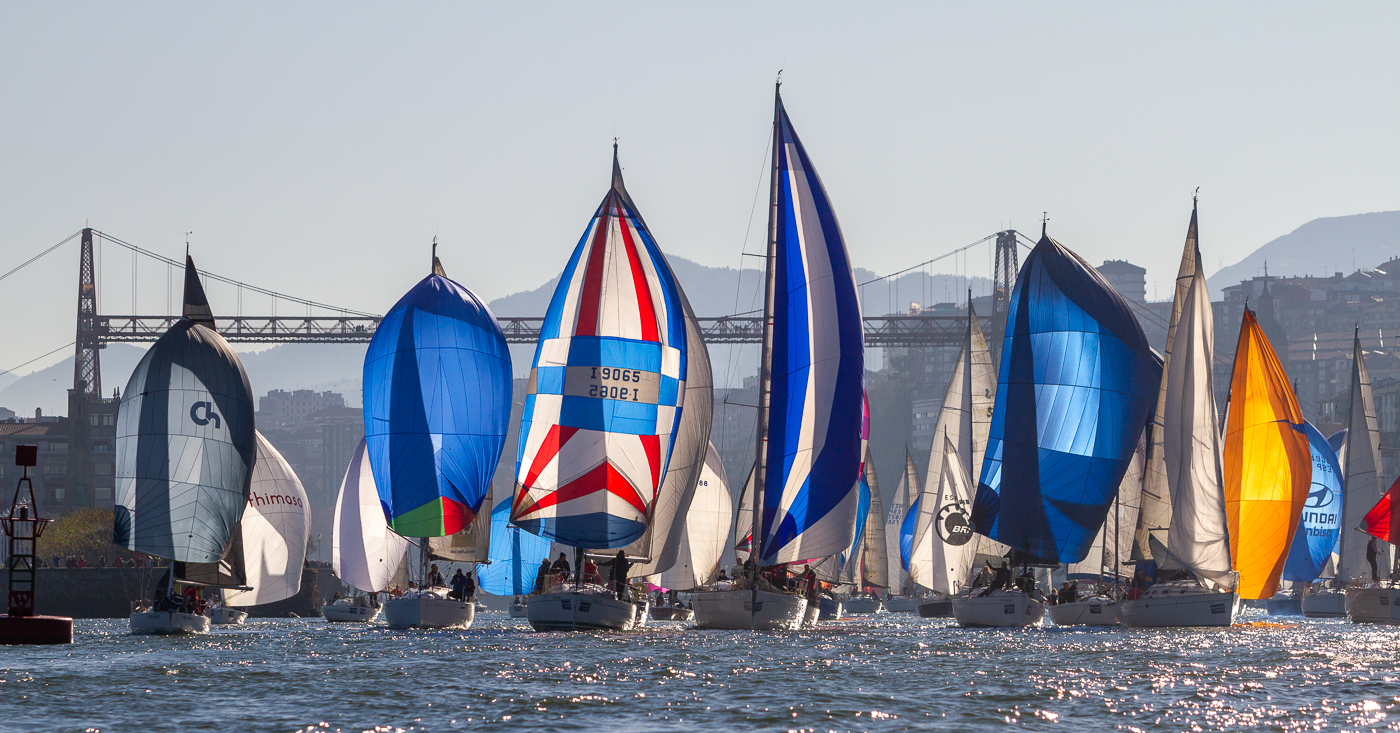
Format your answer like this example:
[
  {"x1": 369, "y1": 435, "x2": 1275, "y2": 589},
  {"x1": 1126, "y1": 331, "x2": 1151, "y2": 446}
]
[
  {"x1": 1345, "y1": 475, "x2": 1400, "y2": 623},
  {"x1": 908, "y1": 299, "x2": 995, "y2": 618},
  {"x1": 326, "y1": 439, "x2": 410, "y2": 622},
  {"x1": 649, "y1": 442, "x2": 732, "y2": 620},
  {"x1": 961, "y1": 224, "x2": 1158, "y2": 629},
  {"x1": 364, "y1": 246, "x2": 513, "y2": 630},
  {"x1": 212, "y1": 431, "x2": 311, "y2": 624},
  {"x1": 117, "y1": 255, "x2": 257, "y2": 635},
  {"x1": 1310, "y1": 331, "x2": 1389, "y2": 617},
  {"x1": 1120, "y1": 201, "x2": 1239, "y2": 627},
  {"x1": 842, "y1": 447, "x2": 888, "y2": 614},
  {"x1": 1268, "y1": 421, "x2": 1342, "y2": 616},
  {"x1": 479, "y1": 479, "x2": 552, "y2": 619},
  {"x1": 512, "y1": 145, "x2": 692, "y2": 632},
  {"x1": 887, "y1": 448, "x2": 924, "y2": 614},
  {"x1": 1049, "y1": 434, "x2": 1144, "y2": 626},
  {"x1": 691, "y1": 83, "x2": 866, "y2": 630}
]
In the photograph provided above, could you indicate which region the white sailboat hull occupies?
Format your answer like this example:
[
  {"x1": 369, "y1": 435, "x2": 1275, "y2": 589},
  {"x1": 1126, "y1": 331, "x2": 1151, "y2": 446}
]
[
  {"x1": 883, "y1": 596, "x2": 919, "y2": 614},
  {"x1": 1048, "y1": 598, "x2": 1119, "y2": 626},
  {"x1": 1302, "y1": 589, "x2": 1347, "y2": 618},
  {"x1": 801, "y1": 602, "x2": 820, "y2": 627},
  {"x1": 691, "y1": 588, "x2": 807, "y2": 630},
  {"x1": 382, "y1": 595, "x2": 474, "y2": 629},
  {"x1": 952, "y1": 591, "x2": 1045, "y2": 628},
  {"x1": 844, "y1": 597, "x2": 884, "y2": 614},
  {"x1": 527, "y1": 590, "x2": 647, "y2": 631},
  {"x1": 208, "y1": 607, "x2": 248, "y2": 625},
  {"x1": 322, "y1": 604, "x2": 380, "y2": 623},
  {"x1": 1345, "y1": 586, "x2": 1400, "y2": 624},
  {"x1": 1117, "y1": 583, "x2": 1236, "y2": 627},
  {"x1": 130, "y1": 611, "x2": 211, "y2": 635}
]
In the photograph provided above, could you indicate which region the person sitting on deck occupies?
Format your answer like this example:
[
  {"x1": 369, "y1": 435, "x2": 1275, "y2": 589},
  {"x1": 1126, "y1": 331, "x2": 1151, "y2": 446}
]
[
  {"x1": 1015, "y1": 566, "x2": 1035, "y2": 594},
  {"x1": 535, "y1": 559, "x2": 553, "y2": 594},
  {"x1": 608, "y1": 550, "x2": 631, "y2": 600},
  {"x1": 1047, "y1": 587, "x2": 1058, "y2": 606},
  {"x1": 583, "y1": 559, "x2": 602, "y2": 585},
  {"x1": 716, "y1": 568, "x2": 729, "y2": 582},
  {"x1": 550, "y1": 553, "x2": 571, "y2": 584},
  {"x1": 427, "y1": 564, "x2": 446, "y2": 588},
  {"x1": 988, "y1": 561, "x2": 1012, "y2": 593}
]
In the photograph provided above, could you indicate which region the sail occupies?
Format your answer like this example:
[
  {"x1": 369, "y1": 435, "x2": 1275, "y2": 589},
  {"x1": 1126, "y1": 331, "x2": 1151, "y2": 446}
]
[
  {"x1": 223, "y1": 432, "x2": 311, "y2": 606},
  {"x1": 1222, "y1": 308, "x2": 1311, "y2": 599},
  {"x1": 332, "y1": 439, "x2": 411, "y2": 594},
  {"x1": 858, "y1": 450, "x2": 888, "y2": 589},
  {"x1": 885, "y1": 461, "x2": 916, "y2": 594},
  {"x1": 1068, "y1": 432, "x2": 1146, "y2": 578},
  {"x1": 589, "y1": 299, "x2": 713, "y2": 572},
  {"x1": 756, "y1": 90, "x2": 866, "y2": 565},
  {"x1": 478, "y1": 482, "x2": 552, "y2": 596},
  {"x1": 734, "y1": 464, "x2": 755, "y2": 563},
  {"x1": 1158, "y1": 228, "x2": 1233, "y2": 588},
  {"x1": 113, "y1": 255, "x2": 255, "y2": 565},
  {"x1": 1361, "y1": 476, "x2": 1400, "y2": 545},
  {"x1": 1282, "y1": 421, "x2": 1343, "y2": 583},
  {"x1": 362, "y1": 256, "x2": 512, "y2": 539},
  {"x1": 838, "y1": 393, "x2": 874, "y2": 585},
  {"x1": 1339, "y1": 333, "x2": 1388, "y2": 581},
  {"x1": 426, "y1": 505, "x2": 491, "y2": 563},
  {"x1": 910, "y1": 436, "x2": 978, "y2": 593},
  {"x1": 513, "y1": 148, "x2": 689, "y2": 550},
  {"x1": 655, "y1": 443, "x2": 733, "y2": 591},
  {"x1": 970, "y1": 230, "x2": 1158, "y2": 564},
  {"x1": 1133, "y1": 209, "x2": 1202, "y2": 563}
]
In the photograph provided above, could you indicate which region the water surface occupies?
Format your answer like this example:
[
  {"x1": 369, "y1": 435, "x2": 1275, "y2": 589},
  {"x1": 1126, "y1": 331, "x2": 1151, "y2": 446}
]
[{"x1": 2, "y1": 608, "x2": 1397, "y2": 732}]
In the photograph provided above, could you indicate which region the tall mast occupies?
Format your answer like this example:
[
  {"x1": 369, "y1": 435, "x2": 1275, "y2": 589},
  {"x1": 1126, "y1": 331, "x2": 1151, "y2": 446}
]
[{"x1": 750, "y1": 80, "x2": 783, "y2": 602}]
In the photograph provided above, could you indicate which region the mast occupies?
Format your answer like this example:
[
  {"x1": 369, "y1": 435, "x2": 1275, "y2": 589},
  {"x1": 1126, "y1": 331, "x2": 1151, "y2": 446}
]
[{"x1": 750, "y1": 80, "x2": 782, "y2": 607}]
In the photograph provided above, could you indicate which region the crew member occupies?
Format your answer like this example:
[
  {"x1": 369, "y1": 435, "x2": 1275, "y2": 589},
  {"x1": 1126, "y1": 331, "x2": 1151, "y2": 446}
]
[{"x1": 609, "y1": 550, "x2": 631, "y2": 600}]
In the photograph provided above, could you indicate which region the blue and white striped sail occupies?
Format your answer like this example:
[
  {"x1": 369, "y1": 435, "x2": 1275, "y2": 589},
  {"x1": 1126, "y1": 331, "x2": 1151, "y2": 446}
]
[
  {"x1": 970, "y1": 231, "x2": 1159, "y2": 564},
  {"x1": 757, "y1": 90, "x2": 866, "y2": 565},
  {"x1": 362, "y1": 257, "x2": 513, "y2": 539},
  {"x1": 1282, "y1": 421, "x2": 1343, "y2": 582}
]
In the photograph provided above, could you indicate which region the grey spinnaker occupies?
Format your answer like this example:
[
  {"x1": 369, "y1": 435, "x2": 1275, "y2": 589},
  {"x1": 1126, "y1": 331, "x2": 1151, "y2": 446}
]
[{"x1": 114, "y1": 255, "x2": 256, "y2": 566}]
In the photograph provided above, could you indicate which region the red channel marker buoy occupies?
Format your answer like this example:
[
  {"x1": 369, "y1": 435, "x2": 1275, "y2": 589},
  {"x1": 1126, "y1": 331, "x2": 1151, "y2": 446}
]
[{"x1": 0, "y1": 445, "x2": 73, "y2": 644}]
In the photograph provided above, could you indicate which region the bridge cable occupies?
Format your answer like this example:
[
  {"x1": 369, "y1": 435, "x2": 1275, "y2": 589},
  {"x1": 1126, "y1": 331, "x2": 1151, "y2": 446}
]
[
  {"x1": 0, "y1": 342, "x2": 76, "y2": 378},
  {"x1": 0, "y1": 231, "x2": 81, "y2": 283}
]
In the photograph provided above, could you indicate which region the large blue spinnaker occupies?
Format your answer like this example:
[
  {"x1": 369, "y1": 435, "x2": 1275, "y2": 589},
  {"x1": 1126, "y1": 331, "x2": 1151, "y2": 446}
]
[
  {"x1": 970, "y1": 231, "x2": 1159, "y2": 564},
  {"x1": 1282, "y1": 421, "x2": 1343, "y2": 582},
  {"x1": 478, "y1": 496, "x2": 552, "y2": 596}
]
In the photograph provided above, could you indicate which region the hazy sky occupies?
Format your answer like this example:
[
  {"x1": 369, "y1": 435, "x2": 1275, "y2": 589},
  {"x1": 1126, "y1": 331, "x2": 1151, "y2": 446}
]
[{"x1": 2, "y1": 2, "x2": 1397, "y2": 375}]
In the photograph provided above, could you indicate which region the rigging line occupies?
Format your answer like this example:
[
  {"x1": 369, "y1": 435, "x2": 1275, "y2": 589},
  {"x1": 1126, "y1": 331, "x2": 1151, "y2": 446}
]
[
  {"x1": 0, "y1": 231, "x2": 81, "y2": 283},
  {"x1": 857, "y1": 235, "x2": 994, "y2": 288},
  {"x1": 90, "y1": 229, "x2": 376, "y2": 317},
  {"x1": 0, "y1": 342, "x2": 77, "y2": 378}
]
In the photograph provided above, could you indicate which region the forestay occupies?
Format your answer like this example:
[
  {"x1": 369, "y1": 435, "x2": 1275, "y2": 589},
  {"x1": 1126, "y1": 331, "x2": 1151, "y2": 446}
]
[
  {"x1": 114, "y1": 255, "x2": 256, "y2": 566},
  {"x1": 362, "y1": 257, "x2": 512, "y2": 539},
  {"x1": 514, "y1": 147, "x2": 689, "y2": 549},
  {"x1": 332, "y1": 439, "x2": 411, "y2": 594},
  {"x1": 224, "y1": 432, "x2": 311, "y2": 606},
  {"x1": 757, "y1": 91, "x2": 865, "y2": 565},
  {"x1": 971, "y1": 230, "x2": 1158, "y2": 564}
]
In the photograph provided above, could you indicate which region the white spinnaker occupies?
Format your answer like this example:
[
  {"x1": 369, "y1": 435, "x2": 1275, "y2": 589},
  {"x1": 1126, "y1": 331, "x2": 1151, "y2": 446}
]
[
  {"x1": 427, "y1": 506, "x2": 491, "y2": 563},
  {"x1": 655, "y1": 442, "x2": 732, "y2": 590},
  {"x1": 911, "y1": 436, "x2": 978, "y2": 594},
  {"x1": 1068, "y1": 432, "x2": 1145, "y2": 578},
  {"x1": 1162, "y1": 244, "x2": 1233, "y2": 587},
  {"x1": 224, "y1": 432, "x2": 311, "y2": 606},
  {"x1": 884, "y1": 459, "x2": 918, "y2": 595},
  {"x1": 1339, "y1": 335, "x2": 1390, "y2": 580},
  {"x1": 333, "y1": 439, "x2": 410, "y2": 593},
  {"x1": 733, "y1": 464, "x2": 755, "y2": 564},
  {"x1": 859, "y1": 453, "x2": 888, "y2": 589}
]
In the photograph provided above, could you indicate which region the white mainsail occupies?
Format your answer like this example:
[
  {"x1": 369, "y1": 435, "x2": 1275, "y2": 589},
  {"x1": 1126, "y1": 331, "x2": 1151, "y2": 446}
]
[
  {"x1": 223, "y1": 432, "x2": 311, "y2": 606},
  {"x1": 332, "y1": 438, "x2": 411, "y2": 593},
  {"x1": 655, "y1": 442, "x2": 732, "y2": 591},
  {"x1": 1339, "y1": 332, "x2": 1390, "y2": 580},
  {"x1": 1162, "y1": 214, "x2": 1233, "y2": 587},
  {"x1": 857, "y1": 451, "x2": 888, "y2": 589},
  {"x1": 910, "y1": 436, "x2": 978, "y2": 594},
  {"x1": 885, "y1": 451, "x2": 921, "y2": 595},
  {"x1": 733, "y1": 463, "x2": 755, "y2": 564},
  {"x1": 426, "y1": 505, "x2": 491, "y2": 564}
]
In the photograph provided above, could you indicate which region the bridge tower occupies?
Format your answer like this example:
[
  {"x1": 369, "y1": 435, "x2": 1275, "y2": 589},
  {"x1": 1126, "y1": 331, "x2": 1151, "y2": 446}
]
[
  {"x1": 73, "y1": 228, "x2": 101, "y2": 399},
  {"x1": 66, "y1": 228, "x2": 103, "y2": 512},
  {"x1": 989, "y1": 230, "x2": 1020, "y2": 358}
]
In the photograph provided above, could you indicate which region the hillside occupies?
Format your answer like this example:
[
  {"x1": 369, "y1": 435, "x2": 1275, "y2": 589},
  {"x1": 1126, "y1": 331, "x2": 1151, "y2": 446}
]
[{"x1": 1207, "y1": 211, "x2": 1400, "y2": 295}]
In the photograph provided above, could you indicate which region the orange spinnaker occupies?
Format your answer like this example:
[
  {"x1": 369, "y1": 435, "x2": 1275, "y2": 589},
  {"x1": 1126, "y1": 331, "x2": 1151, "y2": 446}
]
[{"x1": 1223, "y1": 310, "x2": 1311, "y2": 599}]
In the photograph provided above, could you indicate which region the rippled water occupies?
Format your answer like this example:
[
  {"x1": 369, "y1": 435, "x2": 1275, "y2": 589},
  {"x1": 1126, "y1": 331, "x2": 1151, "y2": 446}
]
[{"x1": 2, "y1": 607, "x2": 1398, "y2": 732}]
